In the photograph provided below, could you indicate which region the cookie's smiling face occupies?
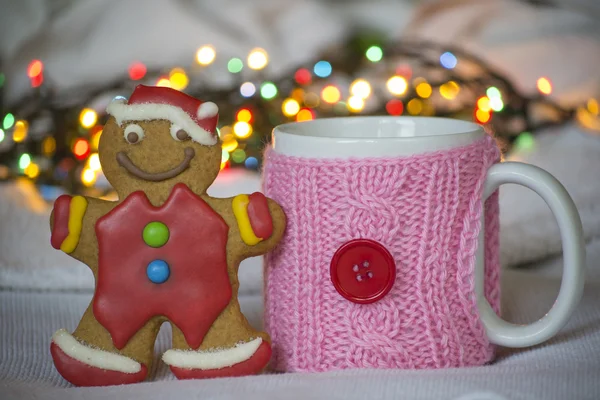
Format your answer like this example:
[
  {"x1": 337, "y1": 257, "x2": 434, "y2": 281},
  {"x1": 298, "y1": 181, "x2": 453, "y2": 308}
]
[{"x1": 99, "y1": 118, "x2": 221, "y2": 199}]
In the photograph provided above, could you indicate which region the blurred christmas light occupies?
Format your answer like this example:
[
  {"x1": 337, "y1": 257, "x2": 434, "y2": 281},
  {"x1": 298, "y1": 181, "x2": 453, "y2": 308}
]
[
  {"x1": 407, "y1": 99, "x2": 422, "y2": 115},
  {"x1": 291, "y1": 88, "x2": 305, "y2": 102},
  {"x1": 13, "y1": 120, "x2": 28, "y2": 142},
  {"x1": 415, "y1": 82, "x2": 432, "y2": 99},
  {"x1": 222, "y1": 149, "x2": 230, "y2": 163},
  {"x1": 236, "y1": 109, "x2": 252, "y2": 123},
  {"x1": 169, "y1": 68, "x2": 189, "y2": 90},
  {"x1": 73, "y1": 138, "x2": 90, "y2": 160},
  {"x1": 3, "y1": 113, "x2": 14, "y2": 130},
  {"x1": 386, "y1": 99, "x2": 403, "y2": 115},
  {"x1": 304, "y1": 93, "x2": 320, "y2": 108},
  {"x1": 247, "y1": 48, "x2": 268, "y2": 70},
  {"x1": 587, "y1": 98, "x2": 598, "y2": 115},
  {"x1": 27, "y1": 60, "x2": 43, "y2": 78},
  {"x1": 91, "y1": 130, "x2": 102, "y2": 150},
  {"x1": 347, "y1": 96, "x2": 365, "y2": 112},
  {"x1": 42, "y1": 136, "x2": 56, "y2": 155},
  {"x1": 227, "y1": 58, "x2": 243, "y2": 73},
  {"x1": 88, "y1": 153, "x2": 101, "y2": 171},
  {"x1": 156, "y1": 77, "x2": 171, "y2": 87},
  {"x1": 25, "y1": 163, "x2": 40, "y2": 179},
  {"x1": 260, "y1": 82, "x2": 277, "y2": 99},
  {"x1": 536, "y1": 77, "x2": 552, "y2": 95},
  {"x1": 231, "y1": 149, "x2": 246, "y2": 163},
  {"x1": 489, "y1": 97, "x2": 504, "y2": 112},
  {"x1": 19, "y1": 153, "x2": 31, "y2": 170},
  {"x1": 475, "y1": 109, "x2": 491, "y2": 124},
  {"x1": 386, "y1": 76, "x2": 408, "y2": 96},
  {"x1": 245, "y1": 156, "x2": 258, "y2": 169},
  {"x1": 296, "y1": 108, "x2": 314, "y2": 122},
  {"x1": 233, "y1": 121, "x2": 252, "y2": 139},
  {"x1": 0, "y1": 73, "x2": 4, "y2": 88},
  {"x1": 294, "y1": 68, "x2": 311, "y2": 85},
  {"x1": 196, "y1": 45, "x2": 216, "y2": 65},
  {"x1": 477, "y1": 97, "x2": 491, "y2": 112},
  {"x1": 439, "y1": 81, "x2": 460, "y2": 100},
  {"x1": 350, "y1": 79, "x2": 371, "y2": 99},
  {"x1": 282, "y1": 98, "x2": 300, "y2": 116},
  {"x1": 79, "y1": 108, "x2": 97, "y2": 129},
  {"x1": 222, "y1": 137, "x2": 238, "y2": 153},
  {"x1": 321, "y1": 85, "x2": 341, "y2": 104},
  {"x1": 128, "y1": 62, "x2": 147, "y2": 80},
  {"x1": 486, "y1": 86, "x2": 502, "y2": 99},
  {"x1": 219, "y1": 126, "x2": 232, "y2": 139},
  {"x1": 240, "y1": 82, "x2": 256, "y2": 97},
  {"x1": 220, "y1": 160, "x2": 229, "y2": 171},
  {"x1": 81, "y1": 168, "x2": 96, "y2": 187},
  {"x1": 514, "y1": 131, "x2": 535, "y2": 151},
  {"x1": 365, "y1": 46, "x2": 383, "y2": 62},
  {"x1": 31, "y1": 74, "x2": 44, "y2": 88},
  {"x1": 313, "y1": 61, "x2": 332, "y2": 78},
  {"x1": 0, "y1": 129, "x2": 4, "y2": 143},
  {"x1": 440, "y1": 52, "x2": 457, "y2": 69}
]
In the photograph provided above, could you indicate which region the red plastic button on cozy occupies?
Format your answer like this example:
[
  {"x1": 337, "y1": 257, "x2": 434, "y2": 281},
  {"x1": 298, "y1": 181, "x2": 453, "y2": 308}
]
[{"x1": 330, "y1": 239, "x2": 396, "y2": 304}]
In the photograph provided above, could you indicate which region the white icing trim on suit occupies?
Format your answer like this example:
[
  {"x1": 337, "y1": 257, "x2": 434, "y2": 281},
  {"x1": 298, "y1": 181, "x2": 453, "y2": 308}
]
[
  {"x1": 106, "y1": 98, "x2": 217, "y2": 146},
  {"x1": 197, "y1": 102, "x2": 218, "y2": 119},
  {"x1": 162, "y1": 337, "x2": 262, "y2": 370},
  {"x1": 52, "y1": 329, "x2": 142, "y2": 374}
]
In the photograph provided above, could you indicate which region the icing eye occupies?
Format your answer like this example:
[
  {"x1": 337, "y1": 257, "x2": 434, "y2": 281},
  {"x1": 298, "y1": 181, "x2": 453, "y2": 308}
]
[
  {"x1": 170, "y1": 124, "x2": 190, "y2": 141},
  {"x1": 124, "y1": 124, "x2": 144, "y2": 144}
]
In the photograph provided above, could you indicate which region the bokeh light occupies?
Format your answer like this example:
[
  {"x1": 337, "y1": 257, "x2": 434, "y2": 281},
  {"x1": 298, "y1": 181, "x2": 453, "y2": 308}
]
[
  {"x1": 439, "y1": 81, "x2": 460, "y2": 100},
  {"x1": 0, "y1": 129, "x2": 4, "y2": 143},
  {"x1": 415, "y1": 82, "x2": 432, "y2": 99},
  {"x1": 514, "y1": 131, "x2": 535, "y2": 151},
  {"x1": 42, "y1": 136, "x2": 56, "y2": 155},
  {"x1": 365, "y1": 46, "x2": 383, "y2": 62},
  {"x1": 350, "y1": 79, "x2": 371, "y2": 99},
  {"x1": 536, "y1": 77, "x2": 552, "y2": 95},
  {"x1": 19, "y1": 153, "x2": 31, "y2": 170},
  {"x1": 240, "y1": 82, "x2": 256, "y2": 97},
  {"x1": 347, "y1": 96, "x2": 365, "y2": 112},
  {"x1": 227, "y1": 58, "x2": 243, "y2": 73},
  {"x1": 296, "y1": 108, "x2": 314, "y2": 122},
  {"x1": 233, "y1": 121, "x2": 252, "y2": 139},
  {"x1": 245, "y1": 157, "x2": 258, "y2": 169},
  {"x1": 407, "y1": 99, "x2": 423, "y2": 115},
  {"x1": 304, "y1": 92, "x2": 320, "y2": 108},
  {"x1": 477, "y1": 97, "x2": 491, "y2": 112},
  {"x1": 196, "y1": 45, "x2": 216, "y2": 65},
  {"x1": 475, "y1": 109, "x2": 491, "y2": 124},
  {"x1": 260, "y1": 82, "x2": 277, "y2": 99},
  {"x1": 489, "y1": 97, "x2": 504, "y2": 112},
  {"x1": 169, "y1": 68, "x2": 189, "y2": 90},
  {"x1": 236, "y1": 108, "x2": 252, "y2": 123},
  {"x1": 3, "y1": 113, "x2": 14, "y2": 130},
  {"x1": 440, "y1": 52, "x2": 457, "y2": 69},
  {"x1": 587, "y1": 98, "x2": 599, "y2": 115},
  {"x1": 27, "y1": 60, "x2": 43, "y2": 78},
  {"x1": 24, "y1": 163, "x2": 40, "y2": 179},
  {"x1": 13, "y1": 120, "x2": 28, "y2": 142},
  {"x1": 73, "y1": 138, "x2": 90, "y2": 160},
  {"x1": 486, "y1": 86, "x2": 501, "y2": 99},
  {"x1": 321, "y1": 85, "x2": 341, "y2": 104},
  {"x1": 313, "y1": 61, "x2": 332, "y2": 78},
  {"x1": 88, "y1": 153, "x2": 101, "y2": 171},
  {"x1": 386, "y1": 76, "x2": 408, "y2": 96},
  {"x1": 282, "y1": 98, "x2": 301, "y2": 117},
  {"x1": 231, "y1": 148, "x2": 246, "y2": 163},
  {"x1": 79, "y1": 108, "x2": 97, "y2": 129},
  {"x1": 128, "y1": 62, "x2": 147, "y2": 80},
  {"x1": 81, "y1": 168, "x2": 96, "y2": 187},
  {"x1": 386, "y1": 99, "x2": 404, "y2": 115},
  {"x1": 222, "y1": 137, "x2": 238, "y2": 152},
  {"x1": 247, "y1": 48, "x2": 268, "y2": 70},
  {"x1": 156, "y1": 77, "x2": 171, "y2": 87},
  {"x1": 294, "y1": 68, "x2": 311, "y2": 85}
]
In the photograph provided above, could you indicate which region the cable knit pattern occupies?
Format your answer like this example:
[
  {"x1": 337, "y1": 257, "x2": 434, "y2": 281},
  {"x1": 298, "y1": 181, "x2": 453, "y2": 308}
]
[{"x1": 263, "y1": 136, "x2": 501, "y2": 371}]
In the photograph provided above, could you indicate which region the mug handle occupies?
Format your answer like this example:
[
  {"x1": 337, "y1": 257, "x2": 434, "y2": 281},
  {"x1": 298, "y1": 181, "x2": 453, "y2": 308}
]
[{"x1": 476, "y1": 161, "x2": 586, "y2": 347}]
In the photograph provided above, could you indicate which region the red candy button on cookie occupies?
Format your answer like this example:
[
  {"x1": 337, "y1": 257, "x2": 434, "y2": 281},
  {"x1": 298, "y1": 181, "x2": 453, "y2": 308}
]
[{"x1": 330, "y1": 239, "x2": 396, "y2": 304}]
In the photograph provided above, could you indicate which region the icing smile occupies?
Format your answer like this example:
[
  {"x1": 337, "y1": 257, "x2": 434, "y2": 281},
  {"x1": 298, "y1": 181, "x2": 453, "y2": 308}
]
[{"x1": 116, "y1": 148, "x2": 195, "y2": 182}]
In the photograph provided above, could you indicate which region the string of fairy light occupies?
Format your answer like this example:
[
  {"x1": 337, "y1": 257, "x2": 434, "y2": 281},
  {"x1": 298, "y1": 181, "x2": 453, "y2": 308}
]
[{"x1": 0, "y1": 37, "x2": 598, "y2": 197}]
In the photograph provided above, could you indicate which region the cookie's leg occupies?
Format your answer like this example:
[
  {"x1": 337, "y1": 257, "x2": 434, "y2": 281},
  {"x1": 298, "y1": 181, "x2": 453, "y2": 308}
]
[
  {"x1": 50, "y1": 303, "x2": 161, "y2": 387},
  {"x1": 163, "y1": 300, "x2": 271, "y2": 379}
]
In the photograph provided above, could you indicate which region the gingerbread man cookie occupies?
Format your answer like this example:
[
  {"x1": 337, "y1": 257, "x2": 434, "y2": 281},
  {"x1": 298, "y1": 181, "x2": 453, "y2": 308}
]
[{"x1": 49, "y1": 85, "x2": 286, "y2": 386}]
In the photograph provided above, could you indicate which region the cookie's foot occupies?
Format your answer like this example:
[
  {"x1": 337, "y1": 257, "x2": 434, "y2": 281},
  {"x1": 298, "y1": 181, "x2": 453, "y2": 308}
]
[
  {"x1": 50, "y1": 329, "x2": 147, "y2": 387},
  {"x1": 163, "y1": 337, "x2": 271, "y2": 379}
]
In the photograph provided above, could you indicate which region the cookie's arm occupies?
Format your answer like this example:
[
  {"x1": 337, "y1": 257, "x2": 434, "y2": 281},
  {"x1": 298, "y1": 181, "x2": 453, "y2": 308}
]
[
  {"x1": 50, "y1": 195, "x2": 111, "y2": 264},
  {"x1": 231, "y1": 193, "x2": 286, "y2": 256}
]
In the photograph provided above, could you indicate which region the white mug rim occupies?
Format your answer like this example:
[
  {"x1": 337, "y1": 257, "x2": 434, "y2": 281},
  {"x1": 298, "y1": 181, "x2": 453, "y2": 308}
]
[{"x1": 271, "y1": 116, "x2": 486, "y2": 158}]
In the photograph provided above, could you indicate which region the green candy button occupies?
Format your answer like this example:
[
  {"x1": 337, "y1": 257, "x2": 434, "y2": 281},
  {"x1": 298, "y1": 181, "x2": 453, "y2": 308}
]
[{"x1": 143, "y1": 221, "x2": 169, "y2": 248}]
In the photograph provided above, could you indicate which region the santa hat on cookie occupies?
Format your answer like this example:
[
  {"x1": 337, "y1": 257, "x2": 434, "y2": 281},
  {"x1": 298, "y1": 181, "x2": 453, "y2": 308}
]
[{"x1": 106, "y1": 85, "x2": 219, "y2": 146}]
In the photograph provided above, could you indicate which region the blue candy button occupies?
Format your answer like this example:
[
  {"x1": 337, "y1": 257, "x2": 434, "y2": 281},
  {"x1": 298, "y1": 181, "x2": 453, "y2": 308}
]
[{"x1": 146, "y1": 260, "x2": 170, "y2": 284}]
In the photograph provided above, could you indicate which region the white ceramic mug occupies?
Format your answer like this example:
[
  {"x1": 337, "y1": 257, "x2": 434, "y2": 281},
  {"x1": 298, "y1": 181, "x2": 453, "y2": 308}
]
[{"x1": 263, "y1": 116, "x2": 586, "y2": 371}]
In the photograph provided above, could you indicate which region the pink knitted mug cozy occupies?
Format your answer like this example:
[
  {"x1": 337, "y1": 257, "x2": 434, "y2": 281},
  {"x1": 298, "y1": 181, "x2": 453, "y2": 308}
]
[{"x1": 263, "y1": 135, "x2": 501, "y2": 371}]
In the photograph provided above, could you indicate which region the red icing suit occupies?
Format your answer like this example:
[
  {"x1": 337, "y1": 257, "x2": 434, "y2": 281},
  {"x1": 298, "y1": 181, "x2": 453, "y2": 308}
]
[{"x1": 93, "y1": 183, "x2": 232, "y2": 350}]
